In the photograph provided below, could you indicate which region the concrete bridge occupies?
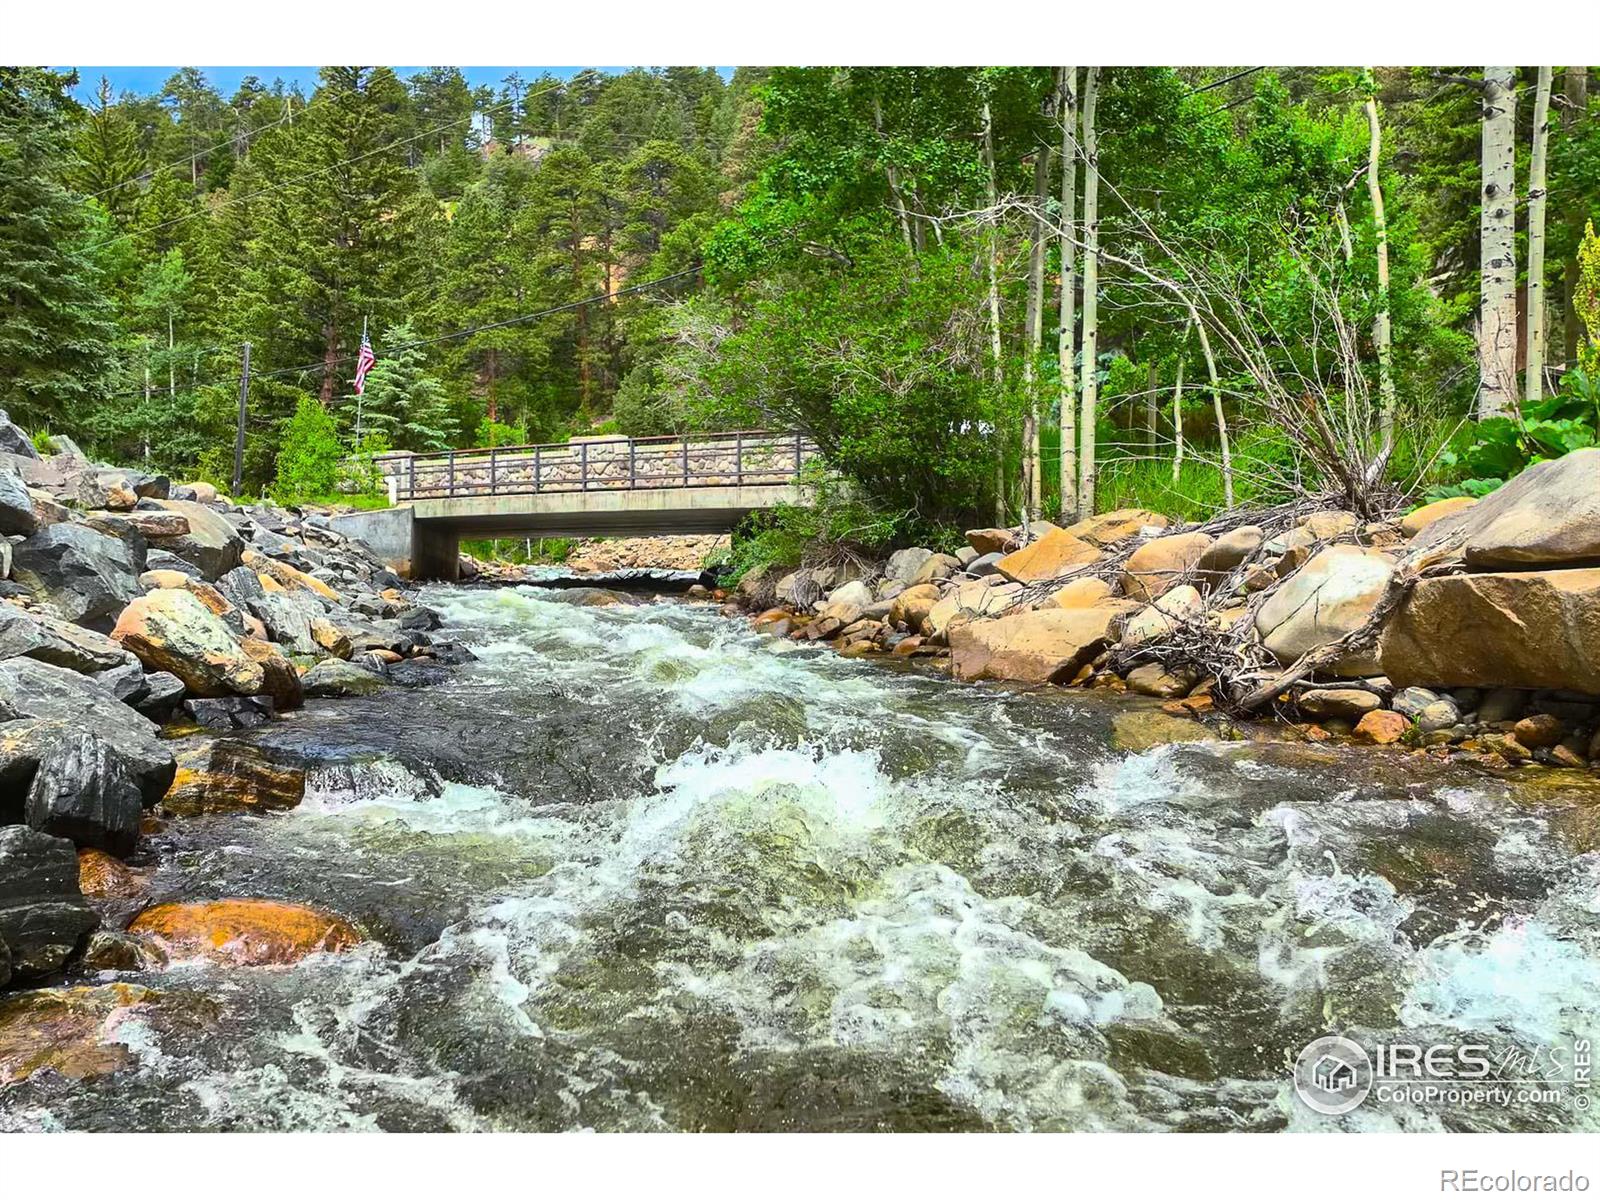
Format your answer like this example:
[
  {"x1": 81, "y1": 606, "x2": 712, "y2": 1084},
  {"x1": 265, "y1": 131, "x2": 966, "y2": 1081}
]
[{"x1": 331, "y1": 431, "x2": 818, "y2": 580}]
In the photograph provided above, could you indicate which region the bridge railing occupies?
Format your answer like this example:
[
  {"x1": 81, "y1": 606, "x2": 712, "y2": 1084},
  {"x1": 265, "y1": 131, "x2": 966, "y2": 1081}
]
[{"x1": 384, "y1": 431, "x2": 819, "y2": 502}]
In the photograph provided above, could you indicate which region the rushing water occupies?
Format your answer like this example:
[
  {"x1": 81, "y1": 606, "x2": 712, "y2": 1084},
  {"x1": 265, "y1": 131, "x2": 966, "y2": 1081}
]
[{"x1": 6, "y1": 584, "x2": 1600, "y2": 1132}]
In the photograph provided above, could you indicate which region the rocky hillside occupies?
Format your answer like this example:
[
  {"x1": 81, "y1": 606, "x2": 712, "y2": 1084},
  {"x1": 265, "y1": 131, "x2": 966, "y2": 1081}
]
[
  {"x1": 733, "y1": 450, "x2": 1600, "y2": 772},
  {"x1": 0, "y1": 409, "x2": 472, "y2": 993}
]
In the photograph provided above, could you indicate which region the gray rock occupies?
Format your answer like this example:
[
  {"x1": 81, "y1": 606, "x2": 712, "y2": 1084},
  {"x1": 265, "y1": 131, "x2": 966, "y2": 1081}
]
[
  {"x1": 968, "y1": 551, "x2": 1005, "y2": 577},
  {"x1": 26, "y1": 731, "x2": 144, "y2": 855},
  {"x1": 1477, "y1": 687, "x2": 1527, "y2": 725},
  {"x1": 1392, "y1": 686, "x2": 1441, "y2": 719},
  {"x1": 45, "y1": 434, "x2": 87, "y2": 460},
  {"x1": 0, "y1": 537, "x2": 11, "y2": 580},
  {"x1": 0, "y1": 934, "x2": 9, "y2": 988},
  {"x1": 954, "y1": 545, "x2": 979, "y2": 567},
  {"x1": 133, "y1": 671, "x2": 186, "y2": 720},
  {"x1": 0, "y1": 468, "x2": 36, "y2": 536},
  {"x1": 0, "y1": 825, "x2": 81, "y2": 898},
  {"x1": 1410, "y1": 447, "x2": 1600, "y2": 568},
  {"x1": 0, "y1": 603, "x2": 132, "y2": 673},
  {"x1": 1197, "y1": 525, "x2": 1264, "y2": 581},
  {"x1": 214, "y1": 564, "x2": 267, "y2": 610},
  {"x1": 0, "y1": 658, "x2": 175, "y2": 804},
  {"x1": 146, "y1": 499, "x2": 245, "y2": 580},
  {"x1": 247, "y1": 592, "x2": 321, "y2": 654},
  {"x1": 0, "y1": 409, "x2": 40, "y2": 460},
  {"x1": 11, "y1": 523, "x2": 143, "y2": 629},
  {"x1": 132, "y1": 471, "x2": 169, "y2": 500},
  {"x1": 885, "y1": 547, "x2": 935, "y2": 584},
  {"x1": 1297, "y1": 687, "x2": 1384, "y2": 720},
  {"x1": 303, "y1": 657, "x2": 390, "y2": 698},
  {"x1": 1416, "y1": 699, "x2": 1462, "y2": 733},
  {"x1": 183, "y1": 695, "x2": 274, "y2": 730},
  {"x1": 0, "y1": 899, "x2": 99, "y2": 980},
  {"x1": 92, "y1": 657, "x2": 150, "y2": 705},
  {"x1": 145, "y1": 548, "x2": 203, "y2": 578}
]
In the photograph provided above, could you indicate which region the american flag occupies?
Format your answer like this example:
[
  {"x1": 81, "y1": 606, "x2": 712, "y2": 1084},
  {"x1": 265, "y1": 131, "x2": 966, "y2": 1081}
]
[{"x1": 353, "y1": 332, "x2": 376, "y2": 395}]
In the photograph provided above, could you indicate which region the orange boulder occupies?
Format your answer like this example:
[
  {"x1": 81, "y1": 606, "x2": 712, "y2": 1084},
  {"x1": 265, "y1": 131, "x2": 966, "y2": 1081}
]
[{"x1": 128, "y1": 900, "x2": 362, "y2": 966}]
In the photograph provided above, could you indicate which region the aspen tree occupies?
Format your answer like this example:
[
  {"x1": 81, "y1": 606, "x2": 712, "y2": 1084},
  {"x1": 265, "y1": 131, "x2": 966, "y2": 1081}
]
[
  {"x1": 1526, "y1": 66, "x2": 1553, "y2": 403},
  {"x1": 1479, "y1": 67, "x2": 1518, "y2": 417},
  {"x1": 1057, "y1": 67, "x2": 1079, "y2": 521},
  {"x1": 1363, "y1": 69, "x2": 1397, "y2": 460},
  {"x1": 1077, "y1": 67, "x2": 1101, "y2": 519},
  {"x1": 1022, "y1": 141, "x2": 1051, "y2": 515},
  {"x1": 982, "y1": 99, "x2": 1006, "y2": 523}
]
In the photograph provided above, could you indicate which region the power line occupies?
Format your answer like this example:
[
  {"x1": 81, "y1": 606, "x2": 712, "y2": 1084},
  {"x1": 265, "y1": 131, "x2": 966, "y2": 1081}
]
[
  {"x1": 1189, "y1": 67, "x2": 1263, "y2": 96},
  {"x1": 255, "y1": 265, "x2": 704, "y2": 384}
]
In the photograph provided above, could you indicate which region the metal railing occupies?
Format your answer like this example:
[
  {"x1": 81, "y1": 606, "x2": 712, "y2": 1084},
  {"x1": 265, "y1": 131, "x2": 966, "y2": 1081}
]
[{"x1": 385, "y1": 431, "x2": 819, "y2": 503}]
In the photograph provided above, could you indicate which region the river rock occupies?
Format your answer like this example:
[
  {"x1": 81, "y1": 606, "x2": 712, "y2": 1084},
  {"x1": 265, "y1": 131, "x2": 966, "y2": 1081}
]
[
  {"x1": 949, "y1": 603, "x2": 1132, "y2": 684},
  {"x1": 888, "y1": 583, "x2": 943, "y2": 631},
  {"x1": 1120, "y1": 532, "x2": 1214, "y2": 602},
  {"x1": 1380, "y1": 569, "x2": 1600, "y2": 693},
  {"x1": 1124, "y1": 662, "x2": 1197, "y2": 698},
  {"x1": 161, "y1": 741, "x2": 306, "y2": 816},
  {"x1": 25, "y1": 731, "x2": 143, "y2": 855},
  {"x1": 183, "y1": 695, "x2": 275, "y2": 730},
  {"x1": 1354, "y1": 709, "x2": 1409, "y2": 745},
  {"x1": 1416, "y1": 699, "x2": 1462, "y2": 733},
  {"x1": 1044, "y1": 577, "x2": 1114, "y2": 609},
  {"x1": 922, "y1": 578, "x2": 1022, "y2": 641},
  {"x1": 1060, "y1": 508, "x2": 1169, "y2": 547},
  {"x1": 0, "y1": 983, "x2": 170, "y2": 1084},
  {"x1": 1513, "y1": 713, "x2": 1566, "y2": 749},
  {"x1": 147, "y1": 499, "x2": 244, "y2": 580},
  {"x1": 111, "y1": 589, "x2": 264, "y2": 698},
  {"x1": 826, "y1": 580, "x2": 874, "y2": 613},
  {"x1": 1119, "y1": 585, "x2": 1204, "y2": 649},
  {"x1": 1476, "y1": 687, "x2": 1527, "y2": 724},
  {"x1": 1296, "y1": 688, "x2": 1383, "y2": 720},
  {"x1": 0, "y1": 410, "x2": 39, "y2": 460},
  {"x1": 77, "y1": 848, "x2": 143, "y2": 899},
  {"x1": 0, "y1": 825, "x2": 80, "y2": 897},
  {"x1": 0, "y1": 892, "x2": 97, "y2": 981},
  {"x1": 884, "y1": 547, "x2": 935, "y2": 583},
  {"x1": 129, "y1": 899, "x2": 362, "y2": 966},
  {"x1": 1400, "y1": 496, "x2": 1477, "y2": 538},
  {"x1": 1391, "y1": 686, "x2": 1440, "y2": 719},
  {"x1": 910, "y1": 553, "x2": 963, "y2": 585},
  {"x1": 1411, "y1": 450, "x2": 1600, "y2": 568},
  {"x1": 1196, "y1": 525, "x2": 1264, "y2": 584},
  {"x1": 85, "y1": 508, "x2": 190, "y2": 539},
  {"x1": 0, "y1": 469, "x2": 36, "y2": 536},
  {"x1": 964, "y1": 528, "x2": 1018, "y2": 556},
  {"x1": 967, "y1": 551, "x2": 1005, "y2": 577},
  {"x1": 11, "y1": 523, "x2": 142, "y2": 629},
  {"x1": 1299, "y1": 510, "x2": 1360, "y2": 541},
  {"x1": 1255, "y1": 545, "x2": 1395, "y2": 675},
  {"x1": 302, "y1": 657, "x2": 388, "y2": 698},
  {"x1": 0, "y1": 602, "x2": 133, "y2": 674},
  {"x1": 995, "y1": 529, "x2": 1102, "y2": 583},
  {"x1": 0, "y1": 659, "x2": 174, "y2": 803}
]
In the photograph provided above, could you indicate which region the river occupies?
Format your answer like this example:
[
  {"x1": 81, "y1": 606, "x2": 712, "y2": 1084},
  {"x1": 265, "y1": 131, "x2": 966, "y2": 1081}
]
[{"x1": 5, "y1": 584, "x2": 1599, "y2": 1132}]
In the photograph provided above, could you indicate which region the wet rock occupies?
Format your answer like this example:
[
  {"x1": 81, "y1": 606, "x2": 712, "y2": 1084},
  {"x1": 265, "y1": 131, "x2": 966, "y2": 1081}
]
[
  {"x1": 111, "y1": 589, "x2": 265, "y2": 698},
  {"x1": 1409, "y1": 448, "x2": 1600, "y2": 568},
  {"x1": 146, "y1": 499, "x2": 244, "y2": 580},
  {"x1": 0, "y1": 825, "x2": 80, "y2": 897},
  {"x1": 1391, "y1": 686, "x2": 1441, "y2": 719},
  {"x1": 1400, "y1": 495, "x2": 1477, "y2": 538},
  {"x1": 1297, "y1": 688, "x2": 1383, "y2": 720},
  {"x1": 243, "y1": 638, "x2": 303, "y2": 711},
  {"x1": 949, "y1": 604, "x2": 1129, "y2": 684},
  {"x1": 1476, "y1": 687, "x2": 1527, "y2": 725},
  {"x1": 0, "y1": 659, "x2": 174, "y2": 804},
  {"x1": 397, "y1": 605, "x2": 442, "y2": 633},
  {"x1": 0, "y1": 899, "x2": 98, "y2": 982},
  {"x1": 1110, "y1": 709, "x2": 1218, "y2": 751},
  {"x1": 161, "y1": 740, "x2": 306, "y2": 816},
  {"x1": 1354, "y1": 709, "x2": 1409, "y2": 745},
  {"x1": 182, "y1": 695, "x2": 275, "y2": 730},
  {"x1": 128, "y1": 899, "x2": 362, "y2": 966},
  {"x1": 1380, "y1": 569, "x2": 1600, "y2": 693},
  {"x1": 10, "y1": 524, "x2": 142, "y2": 630},
  {"x1": 0, "y1": 983, "x2": 163, "y2": 1083},
  {"x1": 79, "y1": 930, "x2": 166, "y2": 972},
  {"x1": 995, "y1": 529, "x2": 1102, "y2": 583},
  {"x1": 1120, "y1": 532, "x2": 1213, "y2": 602},
  {"x1": 300, "y1": 659, "x2": 388, "y2": 704},
  {"x1": 1256, "y1": 545, "x2": 1395, "y2": 675},
  {"x1": 77, "y1": 849, "x2": 143, "y2": 900},
  {"x1": 385, "y1": 658, "x2": 452, "y2": 688},
  {"x1": 25, "y1": 731, "x2": 144, "y2": 855}
]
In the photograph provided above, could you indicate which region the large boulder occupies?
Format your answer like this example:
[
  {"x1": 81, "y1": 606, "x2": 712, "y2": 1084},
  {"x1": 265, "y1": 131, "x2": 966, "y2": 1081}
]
[
  {"x1": 302, "y1": 657, "x2": 388, "y2": 698},
  {"x1": 161, "y1": 741, "x2": 306, "y2": 817},
  {"x1": 1119, "y1": 584, "x2": 1204, "y2": 649},
  {"x1": 1400, "y1": 495, "x2": 1477, "y2": 538},
  {"x1": 1120, "y1": 531, "x2": 1214, "y2": 602},
  {"x1": 0, "y1": 659, "x2": 174, "y2": 804},
  {"x1": 247, "y1": 592, "x2": 321, "y2": 654},
  {"x1": 1380, "y1": 568, "x2": 1600, "y2": 693},
  {"x1": 922, "y1": 577, "x2": 1022, "y2": 641},
  {"x1": 10, "y1": 524, "x2": 142, "y2": 630},
  {"x1": 994, "y1": 528, "x2": 1102, "y2": 583},
  {"x1": 128, "y1": 900, "x2": 362, "y2": 966},
  {"x1": 0, "y1": 410, "x2": 39, "y2": 460},
  {"x1": 0, "y1": 827, "x2": 97, "y2": 982},
  {"x1": 0, "y1": 603, "x2": 134, "y2": 674},
  {"x1": 1059, "y1": 508, "x2": 1169, "y2": 547},
  {"x1": 1255, "y1": 545, "x2": 1395, "y2": 675},
  {"x1": 25, "y1": 731, "x2": 144, "y2": 856},
  {"x1": 949, "y1": 603, "x2": 1134, "y2": 684},
  {"x1": 887, "y1": 582, "x2": 943, "y2": 631},
  {"x1": 146, "y1": 499, "x2": 244, "y2": 580},
  {"x1": 0, "y1": 469, "x2": 36, "y2": 536},
  {"x1": 111, "y1": 589, "x2": 265, "y2": 698},
  {"x1": 1409, "y1": 449, "x2": 1600, "y2": 568},
  {"x1": 884, "y1": 547, "x2": 935, "y2": 584}
]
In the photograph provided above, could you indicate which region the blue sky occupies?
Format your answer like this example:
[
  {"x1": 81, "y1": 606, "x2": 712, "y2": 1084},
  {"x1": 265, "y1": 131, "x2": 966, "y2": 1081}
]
[{"x1": 68, "y1": 66, "x2": 730, "y2": 101}]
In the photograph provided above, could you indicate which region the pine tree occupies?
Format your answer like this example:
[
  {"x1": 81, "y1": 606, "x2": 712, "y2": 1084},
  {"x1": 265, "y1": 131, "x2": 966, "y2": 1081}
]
[
  {"x1": 0, "y1": 67, "x2": 118, "y2": 433},
  {"x1": 69, "y1": 76, "x2": 146, "y2": 224},
  {"x1": 351, "y1": 321, "x2": 456, "y2": 451}
]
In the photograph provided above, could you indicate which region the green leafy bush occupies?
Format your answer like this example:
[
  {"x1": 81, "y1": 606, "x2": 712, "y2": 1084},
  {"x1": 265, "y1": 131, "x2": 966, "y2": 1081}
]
[
  {"x1": 1429, "y1": 369, "x2": 1600, "y2": 500},
  {"x1": 273, "y1": 396, "x2": 344, "y2": 502}
]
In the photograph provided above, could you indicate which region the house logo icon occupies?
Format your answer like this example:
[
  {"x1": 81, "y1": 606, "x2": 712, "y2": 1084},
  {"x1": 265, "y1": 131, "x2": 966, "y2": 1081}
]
[{"x1": 1294, "y1": 1036, "x2": 1373, "y2": 1116}]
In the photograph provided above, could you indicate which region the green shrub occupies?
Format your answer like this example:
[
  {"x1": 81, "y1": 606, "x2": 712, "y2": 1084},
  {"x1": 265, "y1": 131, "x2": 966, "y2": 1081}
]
[{"x1": 272, "y1": 396, "x2": 344, "y2": 502}]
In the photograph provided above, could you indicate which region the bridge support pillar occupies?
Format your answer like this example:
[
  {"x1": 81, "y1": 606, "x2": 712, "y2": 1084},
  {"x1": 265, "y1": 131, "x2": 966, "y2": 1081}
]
[{"x1": 412, "y1": 523, "x2": 460, "y2": 582}]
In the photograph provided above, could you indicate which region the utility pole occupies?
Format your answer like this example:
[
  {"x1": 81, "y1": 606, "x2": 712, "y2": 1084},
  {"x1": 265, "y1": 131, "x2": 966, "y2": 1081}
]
[{"x1": 233, "y1": 342, "x2": 251, "y2": 496}]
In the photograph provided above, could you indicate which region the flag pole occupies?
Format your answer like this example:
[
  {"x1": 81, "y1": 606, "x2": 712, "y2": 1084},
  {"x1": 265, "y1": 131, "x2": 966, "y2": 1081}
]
[{"x1": 355, "y1": 315, "x2": 367, "y2": 445}]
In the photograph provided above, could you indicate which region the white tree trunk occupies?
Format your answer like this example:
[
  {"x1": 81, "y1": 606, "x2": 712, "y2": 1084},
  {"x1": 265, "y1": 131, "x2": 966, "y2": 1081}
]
[
  {"x1": 1077, "y1": 67, "x2": 1101, "y2": 519},
  {"x1": 1023, "y1": 143, "x2": 1050, "y2": 514},
  {"x1": 1479, "y1": 67, "x2": 1519, "y2": 418},
  {"x1": 982, "y1": 99, "x2": 1006, "y2": 523},
  {"x1": 1171, "y1": 325, "x2": 1188, "y2": 483},
  {"x1": 1057, "y1": 66, "x2": 1079, "y2": 522},
  {"x1": 1563, "y1": 68, "x2": 1590, "y2": 367},
  {"x1": 1364, "y1": 78, "x2": 1397, "y2": 463},
  {"x1": 168, "y1": 311, "x2": 176, "y2": 396},
  {"x1": 1526, "y1": 66, "x2": 1553, "y2": 404}
]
